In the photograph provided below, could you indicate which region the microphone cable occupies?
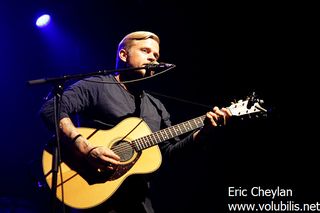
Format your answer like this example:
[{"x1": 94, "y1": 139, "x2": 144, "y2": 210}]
[{"x1": 82, "y1": 64, "x2": 176, "y2": 84}]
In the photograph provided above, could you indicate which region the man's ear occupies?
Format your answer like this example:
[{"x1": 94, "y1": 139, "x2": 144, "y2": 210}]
[{"x1": 119, "y1": 49, "x2": 127, "y2": 62}]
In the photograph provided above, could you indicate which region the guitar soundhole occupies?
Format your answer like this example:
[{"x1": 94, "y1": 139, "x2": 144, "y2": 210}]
[{"x1": 111, "y1": 141, "x2": 134, "y2": 162}]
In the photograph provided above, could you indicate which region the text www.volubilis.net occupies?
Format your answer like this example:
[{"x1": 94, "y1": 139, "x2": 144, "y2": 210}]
[{"x1": 228, "y1": 201, "x2": 320, "y2": 212}]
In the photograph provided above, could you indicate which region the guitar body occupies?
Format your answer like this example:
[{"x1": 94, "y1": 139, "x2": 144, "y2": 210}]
[
  {"x1": 42, "y1": 94, "x2": 267, "y2": 209},
  {"x1": 42, "y1": 117, "x2": 162, "y2": 209}
]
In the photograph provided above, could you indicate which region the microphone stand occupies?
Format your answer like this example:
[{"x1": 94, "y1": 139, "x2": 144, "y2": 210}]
[
  {"x1": 50, "y1": 81, "x2": 64, "y2": 213},
  {"x1": 27, "y1": 66, "x2": 148, "y2": 213},
  {"x1": 27, "y1": 66, "x2": 146, "y2": 85}
]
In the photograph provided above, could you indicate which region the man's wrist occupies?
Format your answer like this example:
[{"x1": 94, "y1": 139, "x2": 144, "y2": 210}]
[
  {"x1": 70, "y1": 134, "x2": 94, "y2": 155},
  {"x1": 71, "y1": 134, "x2": 82, "y2": 143}
]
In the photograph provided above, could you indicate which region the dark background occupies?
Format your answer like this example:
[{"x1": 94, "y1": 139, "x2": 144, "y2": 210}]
[{"x1": 0, "y1": 1, "x2": 318, "y2": 212}]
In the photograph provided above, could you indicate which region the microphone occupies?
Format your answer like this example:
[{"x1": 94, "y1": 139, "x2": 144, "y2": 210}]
[{"x1": 144, "y1": 62, "x2": 175, "y2": 70}]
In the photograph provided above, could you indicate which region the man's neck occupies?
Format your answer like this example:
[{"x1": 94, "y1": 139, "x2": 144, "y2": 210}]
[{"x1": 115, "y1": 74, "x2": 143, "y2": 96}]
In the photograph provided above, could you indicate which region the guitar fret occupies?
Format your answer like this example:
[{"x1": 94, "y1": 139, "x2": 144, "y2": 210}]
[
  {"x1": 151, "y1": 135, "x2": 156, "y2": 146},
  {"x1": 134, "y1": 115, "x2": 207, "y2": 151},
  {"x1": 193, "y1": 118, "x2": 200, "y2": 128},
  {"x1": 139, "y1": 138, "x2": 144, "y2": 150},
  {"x1": 164, "y1": 131, "x2": 170, "y2": 139},
  {"x1": 169, "y1": 129, "x2": 174, "y2": 138},
  {"x1": 147, "y1": 136, "x2": 152, "y2": 147},
  {"x1": 177, "y1": 125, "x2": 183, "y2": 134},
  {"x1": 133, "y1": 138, "x2": 141, "y2": 151},
  {"x1": 164, "y1": 129, "x2": 172, "y2": 138},
  {"x1": 183, "y1": 121, "x2": 190, "y2": 132},
  {"x1": 142, "y1": 137, "x2": 148, "y2": 149},
  {"x1": 174, "y1": 126, "x2": 180, "y2": 135},
  {"x1": 171, "y1": 126, "x2": 176, "y2": 135},
  {"x1": 154, "y1": 132, "x2": 161, "y2": 143},
  {"x1": 183, "y1": 122, "x2": 188, "y2": 132},
  {"x1": 188, "y1": 121, "x2": 192, "y2": 130},
  {"x1": 168, "y1": 126, "x2": 176, "y2": 137},
  {"x1": 139, "y1": 139, "x2": 143, "y2": 150},
  {"x1": 155, "y1": 132, "x2": 164, "y2": 143},
  {"x1": 196, "y1": 116, "x2": 205, "y2": 128},
  {"x1": 181, "y1": 124, "x2": 186, "y2": 133},
  {"x1": 149, "y1": 134, "x2": 156, "y2": 146},
  {"x1": 189, "y1": 119, "x2": 196, "y2": 129},
  {"x1": 161, "y1": 132, "x2": 166, "y2": 141},
  {"x1": 196, "y1": 118, "x2": 202, "y2": 126},
  {"x1": 143, "y1": 135, "x2": 149, "y2": 147},
  {"x1": 134, "y1": 138, "x2": 138, "y2": 150}
]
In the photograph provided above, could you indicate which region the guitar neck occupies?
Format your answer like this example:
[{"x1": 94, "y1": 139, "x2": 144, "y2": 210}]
[
  {"x1": 133, "y1": 97, "x2": 267, "y2": 151},
  {"x1": 133, "y1": 115, "x2": 206, "y2": 151}
]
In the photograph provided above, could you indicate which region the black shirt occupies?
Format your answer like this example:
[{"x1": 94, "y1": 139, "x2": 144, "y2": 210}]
[{"x1": 39, "y1": 74, "x2": 198, "y2": 212}]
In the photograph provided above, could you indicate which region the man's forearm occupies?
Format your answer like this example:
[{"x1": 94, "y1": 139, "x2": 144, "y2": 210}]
[{"x1": 59, "y1": 117, "x2": 93, "y2": 155}]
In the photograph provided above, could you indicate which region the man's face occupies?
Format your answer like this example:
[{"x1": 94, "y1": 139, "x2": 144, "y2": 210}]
[{"x1": 123, "y1": 38, "x2": 160, "y2": 77}]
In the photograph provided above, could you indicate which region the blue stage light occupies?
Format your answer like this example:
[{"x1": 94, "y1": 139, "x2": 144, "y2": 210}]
[{"x1": 36, "y1": 14, "x2": 51, "y2": 28}]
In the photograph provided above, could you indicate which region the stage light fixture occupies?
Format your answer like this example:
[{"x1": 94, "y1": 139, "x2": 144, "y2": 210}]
[{"x1": 36, "y1": 14, "x2": 51, "y2": 28}]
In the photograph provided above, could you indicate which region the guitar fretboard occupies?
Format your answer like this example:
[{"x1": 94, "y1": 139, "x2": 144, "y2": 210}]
[
  {"x1": 132, "y1": 98, "x2": 267, "y2": 151},
  {"x1": 133, "y1": 115, "x2": 206, "y2": 151}
]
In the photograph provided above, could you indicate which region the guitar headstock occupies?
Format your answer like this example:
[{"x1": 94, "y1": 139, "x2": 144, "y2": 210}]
[{"x1": 227, "y1": 92, "x2": 268, "y2": 118}]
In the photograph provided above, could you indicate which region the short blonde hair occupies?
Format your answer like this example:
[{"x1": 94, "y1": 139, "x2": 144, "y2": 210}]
[{"x1": 116, "y1": 31, "x2": 160, "y2": 68}]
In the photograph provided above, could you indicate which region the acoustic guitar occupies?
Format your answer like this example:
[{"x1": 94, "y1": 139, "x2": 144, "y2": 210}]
[{"x1": 42, "y1": 94, "x2": 267, "y2": 209}]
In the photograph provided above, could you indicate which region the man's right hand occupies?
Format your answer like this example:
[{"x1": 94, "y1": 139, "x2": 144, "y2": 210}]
[
  {"x1": 86, "y1": 146, "x2": 121, "y2": 171},
  {"x1": 59, "y1": 117, "x2": 121, "y2": 171}
]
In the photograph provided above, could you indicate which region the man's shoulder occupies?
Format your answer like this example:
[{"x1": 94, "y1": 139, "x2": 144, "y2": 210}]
[
  {"x1": 84, "y1": 74, "x2": 115, "y2": 81},
  {"x1": 71, "y1": 74, "x2": 115, "y2": 87}
]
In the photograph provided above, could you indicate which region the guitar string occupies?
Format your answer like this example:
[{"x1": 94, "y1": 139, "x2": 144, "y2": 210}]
[
  {"x1": 104, "y1": 98, "x2": 263, "y2": 156},
  {"x1": 111, "y1": 116, "x2": 206, "y2": 153},
  {"x1": 110, "y1": 116, "x2": 206, "y2": 154},
  {"x1": 109, "y1": 101, "x2": 263, "y2": 154},
  {"x1": 111, "y1": 118, "x2": 205, "y2": 153}
]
